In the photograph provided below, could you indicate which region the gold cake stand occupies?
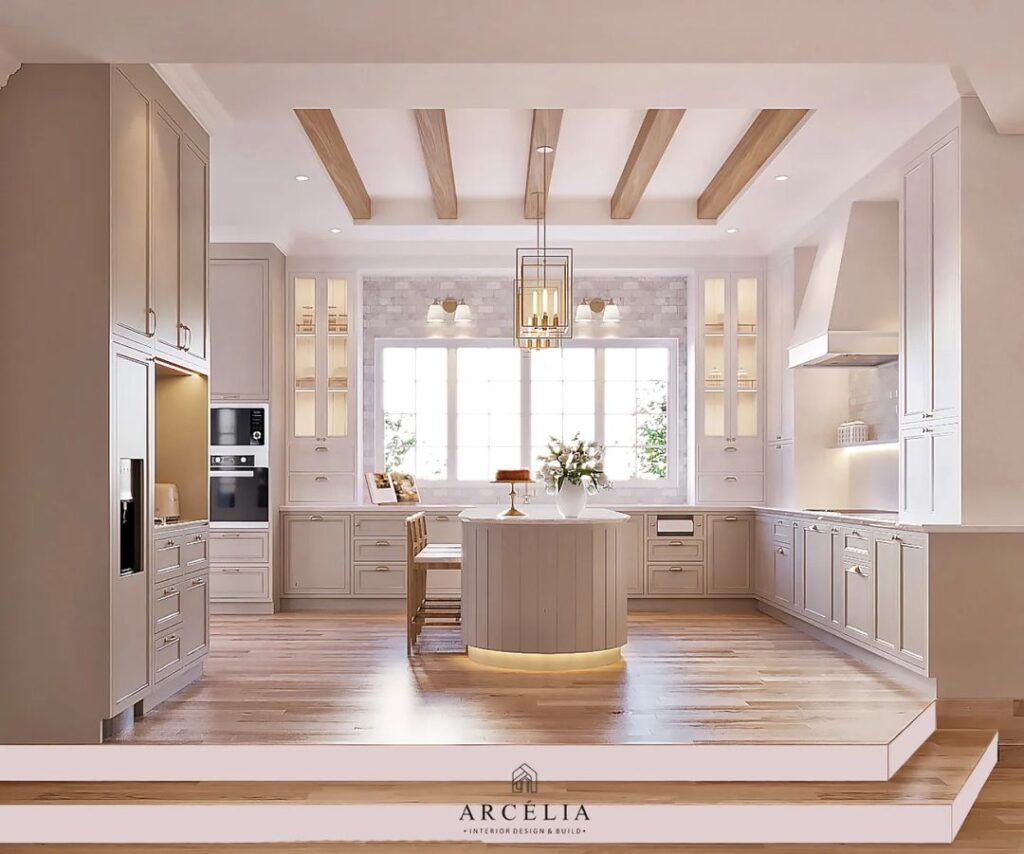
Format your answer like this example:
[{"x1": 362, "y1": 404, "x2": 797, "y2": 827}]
[{"x1": 491, "y1": 477, "x2": 534, "y2": 518}]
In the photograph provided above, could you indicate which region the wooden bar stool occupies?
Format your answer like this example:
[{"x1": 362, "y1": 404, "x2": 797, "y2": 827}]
[{"x1": 406, "y1": 511, "x2": 463, "y2": 654}]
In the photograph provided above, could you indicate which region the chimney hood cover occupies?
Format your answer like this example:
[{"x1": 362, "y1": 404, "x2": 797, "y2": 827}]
[{"x1": 788, "y1": 201, "x2": 899, "y2": 368}]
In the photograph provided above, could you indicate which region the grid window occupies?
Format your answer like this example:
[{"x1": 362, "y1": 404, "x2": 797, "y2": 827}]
[
  {"x1": 381, "y1": 346, "x2": 448, "y2": 479},
  {"x1": 456, "y1": 348, "x2": 522, "y2": 480}
]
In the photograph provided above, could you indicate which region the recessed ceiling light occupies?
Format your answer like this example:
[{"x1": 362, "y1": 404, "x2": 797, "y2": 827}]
[
  {"x1": 774, "y1": 174, "x2": 790, "y2": 181},
  {"x1": 294, "y1": 174, "x2": 310, "y2": 182},
  {"x1": 726, "y1": 227, "x2": 739, "y2": 234},
  {"x1": 329, "y1": 227, "x2": 342, "y2": 234},
  {"x1": 535, "y1": 145, "x2": 554, "y2": 154}
]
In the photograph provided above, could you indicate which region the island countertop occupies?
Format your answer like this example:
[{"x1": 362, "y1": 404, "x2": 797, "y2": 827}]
[{"x1": 459, "y1": 505, "x2": 628, "y2": 524}]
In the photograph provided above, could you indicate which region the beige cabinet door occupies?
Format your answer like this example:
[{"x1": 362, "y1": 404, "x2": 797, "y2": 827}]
[
  {"x1": 873, "y1": 538, "x2": 901, "y2": 654},
  {"x1": 931, "y1": 420, "x2": 960, "y2": 523},
  {"x1": 616, "y1": 513, "x2": 645, "y2": 596},
  {"x1": 772, "y1": 543, "x2": 794, "y2": 607},
  {"x1": 110, "y1": 69, "x2": 151, "y2": 339},
  {"x1": 900, "y1": 426, "x2": 932, "y2": 520},
  {"x1": 179, "y1": 137, "x2": 208, "y2": 361},
  {"x1": 929, "y1": 132, "x2": 960, "y2": 421},
  {"x1": 284, "y1": 515, "x2": 351, "y2": 594},
  {"x1": 753, "y1": 518, "x2": 773, "y2": 599},
  {"x1": 210, "y1": 260, "x2": 269, "y2": 400},
  {"x1": 707, "y1": 514, "x2": 752, "y2": 594},
  {"x1": 151, "y1": 108, "x2": 182, "y2": 351},
  {"x1": 842, "y1": 562, "x2": 874, "y2": 642},
  {"x1": 830, "y1": 527, "x2": 845, "y2": 630},
  {"x1": 898, "y1": 538, "x2": 928, "y2": 667},
  {"x1": 901, "y1": 155, "x2": 932, "y2": 421},
  {"x1": 800, "y1": 524, "x2": 832, "y2": 624},
  {"x1": 180, "y1": 573, "x2": 209, "y2": 665}
]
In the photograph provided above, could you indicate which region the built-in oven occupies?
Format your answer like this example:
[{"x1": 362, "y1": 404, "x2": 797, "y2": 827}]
[
  {"x1": 211, "y1": 405, "x2": 266, "y2": 448},
  {"x1": 210, "y1": 452, "x2": 269, "y2": 524}
]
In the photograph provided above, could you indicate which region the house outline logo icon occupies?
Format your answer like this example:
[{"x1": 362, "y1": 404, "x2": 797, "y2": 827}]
[{"x1": 511, "y1": 763, "x2": 538, "y2": 794}]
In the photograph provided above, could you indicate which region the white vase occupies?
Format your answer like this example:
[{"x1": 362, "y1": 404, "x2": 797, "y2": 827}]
[{"x1": 556, "y1": 480, "x2": 587, "y2": 518}]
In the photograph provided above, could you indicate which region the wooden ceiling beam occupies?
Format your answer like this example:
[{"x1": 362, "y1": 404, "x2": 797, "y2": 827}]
[
  {"x1": 413, "y1": 109, "x2": 458, "y2": 220},
  {"x1": 294, "y1": 108, "x2": 372, "y2": 220},
  {"x1": 524, "y1": 109, "x2": 563, "y2": 220},
  {"x1": 697, "y1": 109, "x2": 810, "y2": 221},
  {"x1": 610, "y1": 109, "x2": 685, "y2": 220}
]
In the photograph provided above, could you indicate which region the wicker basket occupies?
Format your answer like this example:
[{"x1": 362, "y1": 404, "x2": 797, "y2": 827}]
[{"x1": 837, "y1": 420, "x2": 870, "y2": 447}]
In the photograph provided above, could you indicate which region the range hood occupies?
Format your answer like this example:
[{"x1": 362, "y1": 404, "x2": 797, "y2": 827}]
[{"x1": 788, "y1": 200, "x2": 899, "y2": 368}]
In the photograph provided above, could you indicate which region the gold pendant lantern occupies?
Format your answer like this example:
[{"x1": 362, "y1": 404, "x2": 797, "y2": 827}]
[{"x1": 514, "y1": 145, "x2": 573, "y2": 349}]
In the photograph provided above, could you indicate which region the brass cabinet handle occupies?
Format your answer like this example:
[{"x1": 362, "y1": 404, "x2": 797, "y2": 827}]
[
  {"x1": 668, "y1": 540, "x2": 685, "y2": 546},
  {"x1": 222, "y1": 533, "x2": 241, "y2": 539},
  {"x1": 309, "y1": 515, "x2": 324, "y2": 521},
  {"x1": 724, "y1": 515, "x2": 739, "y2": 521},
  {"x1": 724, "y1": 476, "x2": 738, "y2": 482},
  {"x1": 668, "y1": 566, "x2": 684, "y2": 573},
  {"x1": 724, "y1": 446, "x2": 738, "y2": 452},
  {"x1": 434, "y1": 515, "x2": 450, "y2": 521},
  {"x1": 163, "y1": 540, "x2": 176, "y2": 548},
  {"x1": 192, "y1": 535, "x2": 204, "y2": 543},
  {"x1": 162, "y1": 587, "x2": 177, "y2": 595},
  {"x1": 845, "y1": 565, "x2": 868, "y2": 576},
  {"x1": 375, "y1": 540, "x2": 390, "y2": 546},
  {"x1": 146, "y1": 307, "x2": 156, "y2": 337},
  {"x1": 890, "y1": 533, "x2": 902, "y2": 542},
  {"x1": 163, "y1": 635, "x2": 178, "y2": 643},
  {"x1": 374, "y1": 565, "x2": 390, "y2": 572},
  {"x1": 315, "y1": 446, "x2": 328, "y2": 452},
  {"x1": 353, "y1": 521, "x2": 361, "y2": 528},
  {"x1": 315, "y1": 476, "x2": 329, "y2": 482},
  {"x1": 191, "y1": 578, "x2": 206, "y2": 587}
]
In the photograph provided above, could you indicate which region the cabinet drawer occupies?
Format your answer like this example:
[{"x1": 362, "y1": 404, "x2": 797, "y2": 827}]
[
  {"x1": 842, "y1": 532, "x2": 872, "y2": 566},
  {"x1": 353, "y1": 563, "x2": 406, "y2": 596},
  {"x1": 697, "y1": 473, "x2": 764, "y2": 503},
  {"x1": 698, "y1": 439, "x2": 764, "y2": 473},
  {"x1": 288, "y1": 439, "x2": 355, "y2": 473},
  {"x1": 153, "y1": 629, "x2": 183, "y2": 683},
  {"x1": 209, "y1": 531, "x2": 268, "y2": 564},
  {"x1": 647, "y1": 563, "x2": 704, "y2": 596},
  {"x1": 352, "y1": 515, "x2": 407, "y2": 538},
  {"x1": 647, "y1": 539, "x2": 704, "y2": 562},
  {"x1": 154, "y1": 535, "x2": 184, "y2": 583},
  {"x1": 288, "y1": 473, "x2": 356, "y2": 504},
  {"x1": 153, "y1": 582, "x2": 184, "y2": 634},
  {"x1": 180, "y1": 530, "x2": 208, "y2": 570},
  {"x1": 772, "y1": 518, "x2": 794, "y2": 545},
  {"x1": 209, "y1": 566, "x2": 271, "y2": 601},
  {"x1": 424, "y1": 512, "x2": 462, "y2": 544},
  {"x1": 353, "y1": 538, "x2": 406, "y2": 562},
  {"x1": 646, "y1": 514, "x2": 704, "y2": 537}
]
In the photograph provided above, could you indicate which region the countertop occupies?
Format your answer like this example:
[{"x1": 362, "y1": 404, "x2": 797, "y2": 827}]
[{"x1": 459, "y1": 505, "x2": 628, "y2": 524}]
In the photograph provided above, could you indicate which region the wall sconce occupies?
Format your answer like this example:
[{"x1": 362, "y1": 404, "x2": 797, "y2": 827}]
[
  {"x1": 574, "y1": 297, "x2": 621, "y2": 324},
  {"x1": 427, "y1": 297, "x2": 473, "y2": 324}
]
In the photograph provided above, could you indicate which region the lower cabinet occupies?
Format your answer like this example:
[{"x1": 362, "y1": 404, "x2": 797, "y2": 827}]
[
  {"x1": 706, "y1": 514, "x2": 753, "y2": 595},
  {"x1": 180, "y1": 572, "x2": 210, "y2": 665},
  {"x1": 798, "y1": 522, "x2": 833, "y2": 625},
  {"x1": 841, "y1": 558, "x2": 874, "y2": 643},
  {"x1": 773, "y1": 541, "x2": 795, "y2": 607},
  {"x1": 283, "y1": 513, "x2": 352, "y2": 595},
  {"x1": 754, "y1": 517, "x2": 774, "y2": 599},
  {"x1": 873, "y1": 531, "x2": 928, "y2": 667},
  {"x1": 617, "y1": 512, "x2": 645, "y2": 596}
]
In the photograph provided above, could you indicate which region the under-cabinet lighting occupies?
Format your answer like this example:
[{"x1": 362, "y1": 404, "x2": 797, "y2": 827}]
[{"x1": 841, "y1": 442, "x2": 899, "y2": 452}]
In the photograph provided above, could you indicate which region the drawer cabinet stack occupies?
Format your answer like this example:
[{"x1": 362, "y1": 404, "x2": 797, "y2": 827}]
[
  {"x1": 351, "y1": 514, "x2": 406, "y2": 596},
  {"x1": 643, "y1": 513, "x2": 706, "y2": 596},
  {"x1": 209, "y1": 529, "x2": 272, "y2": 607},
  {"x1": 151, "y1": 522, "x2": 209, "y2": 684}
]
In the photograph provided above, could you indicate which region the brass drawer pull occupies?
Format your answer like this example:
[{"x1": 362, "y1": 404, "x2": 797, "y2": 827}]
[
  {"x1": 845, "y1": 565, "x2": 868, "y2": 577},
  {"x1": 315, "y1": 445, "x2": 328, "y2": 452},
  {"x1": 375, "y1": 540, "x2": 390, "y2": 546},
  {"x1": 163, "y1": 540, "x2": 176, "y2": 548},
  {"x1": 434, "y1": 515, "x2": 450, "y2": 521},
  {"x1": 191, "y1": 578, "x2": 206, "y2": 587},
  {"x1": 724, "y1": 476, "x2": 738, "y2": 482},
  {"x1": 162, "y1": 587, "x2": 177, "y2": 595},
  {"x1": 163, "y1": 635, "x2": 178, "y2": 644},
  {"x1": 375, "y1": 566, "x2": 390, "y2": 572},
  {"x1": 309, "y1": 515, "x2": 324, "y2": 521},
  {"x1": 724, "y1": 446, "x2": 738, "y2": 452},
  {"x1": 724, "y1": 515, "x2": 738, "y2": 521},
  {"x1": 315, "y1": 476, "x2": 329, "y2": 482},
  {"x1": 222, "y1": 533, "x2": 241, "y2": 539},
  {"x1": 668, "y1": 566, "x2": 684, "y2": 573}
]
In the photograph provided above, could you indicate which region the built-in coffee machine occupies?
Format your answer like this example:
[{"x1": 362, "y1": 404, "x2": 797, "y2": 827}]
[{"x1": 210, "y1": 405, "x2": 269, "y2": 527}]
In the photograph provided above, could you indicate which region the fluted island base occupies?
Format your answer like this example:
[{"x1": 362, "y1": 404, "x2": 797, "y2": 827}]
[{"x1": 459, "y1": 505, "x2": 629, "y2": 670}]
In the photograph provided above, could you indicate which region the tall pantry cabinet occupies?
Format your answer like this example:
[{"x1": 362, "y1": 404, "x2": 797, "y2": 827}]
[
  {"x1": 898, "y1": 98, "x2": 1024, "y2": 525},
  {"x1": 0, "y1": 64, "x2": 211, "y2": 743}
]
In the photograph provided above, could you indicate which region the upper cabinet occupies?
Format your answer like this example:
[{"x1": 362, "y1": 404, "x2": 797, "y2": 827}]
[
  {"x1": 693, "y1": 273, "x2": 764, "y2": 503},
  {"x1": 109, "y1": 65, "x2": 209, "y2": 372},
  {"x1": 900, "y1": 130, "x2": 960, "y2": 425},
  {"x1": 287, "y1": 274, "x2": 358, "y2": 501},
  {"x1": 209, "y1": 259, "x2": 270, "y2": 400}
]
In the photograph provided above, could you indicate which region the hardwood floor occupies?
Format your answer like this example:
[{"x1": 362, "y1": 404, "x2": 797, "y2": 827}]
[{"x1": 112, "y1": 611, "x2": 932, "y2": 745}]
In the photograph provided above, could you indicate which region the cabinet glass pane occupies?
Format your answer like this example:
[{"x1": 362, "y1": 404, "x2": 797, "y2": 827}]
[
  {"x1": 736, "y1": 276, "x2": 758, "y2": 437},
  {"x1": 703, "y1": 278, "x2": 727, "y2": 438},
  {"x1": 293, "y1": 277, "x2": 317, "y2": 437},
  {"x1": 327, "y1": 278, "x2": 349, "y2": 437}
]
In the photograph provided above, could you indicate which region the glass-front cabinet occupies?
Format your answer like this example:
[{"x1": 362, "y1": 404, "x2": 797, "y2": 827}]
[
  {"x1": 697, "y1": 273, "x2": 763, "y2": 476},
  {"x1": 288, "y1": 274, "x2": 357, "y2": 494}
]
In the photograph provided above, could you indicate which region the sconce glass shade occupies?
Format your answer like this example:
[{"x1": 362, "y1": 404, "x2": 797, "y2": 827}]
[
  {"x1": 602, "y1": 299, "x2": 621, "y2": 323},
  {"x1": 574, "y1": 301, "x2": 592, "y2": 323},
  {"x1": 426, "y1": 300, "x2": 445, "y2": 323},
  {"x1": 453, "y1": 301, "x2": 473, "y2": 324},
  {"x1": 514, "y1": 247, "x2": 573, "y2": 349}
]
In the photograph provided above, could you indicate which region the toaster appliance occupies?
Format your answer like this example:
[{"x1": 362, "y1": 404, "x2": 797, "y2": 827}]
[{"x1": 154, "y1": 482, "x2": 181, "y2": 524}]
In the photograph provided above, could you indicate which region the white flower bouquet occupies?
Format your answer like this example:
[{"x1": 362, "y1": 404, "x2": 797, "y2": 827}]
[{"x1": 536, "y1": 434, "x2": 611, "y2": 495}]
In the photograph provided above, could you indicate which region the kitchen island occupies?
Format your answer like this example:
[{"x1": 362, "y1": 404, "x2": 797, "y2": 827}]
[{"x1": 459, "y1": 505, "x2": 629, "y2": 670}]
